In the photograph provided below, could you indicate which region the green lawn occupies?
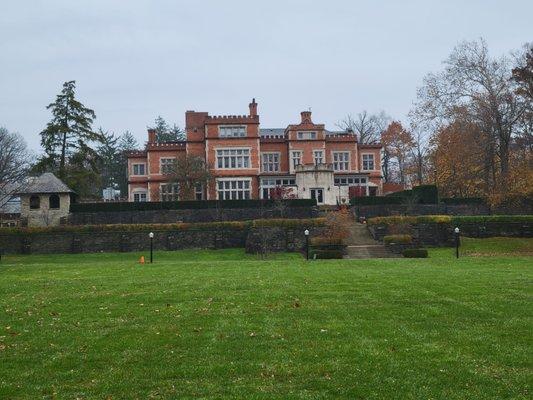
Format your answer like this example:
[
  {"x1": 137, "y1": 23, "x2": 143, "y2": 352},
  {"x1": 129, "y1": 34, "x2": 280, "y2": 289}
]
[{"x1": 0, "y1": 240, "x2": 532, "y2": 399}]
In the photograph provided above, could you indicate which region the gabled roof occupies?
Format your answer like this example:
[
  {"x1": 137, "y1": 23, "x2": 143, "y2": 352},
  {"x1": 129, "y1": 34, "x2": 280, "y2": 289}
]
[{"x1": 16, "y1": 173, "x2": 74, "y2": 194}]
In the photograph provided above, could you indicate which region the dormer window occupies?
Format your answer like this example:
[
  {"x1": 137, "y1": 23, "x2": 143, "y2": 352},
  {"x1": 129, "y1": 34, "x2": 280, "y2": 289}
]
[
  {"x1": 297, "y1": 131, "x2": 317, "y2": 140},
  {"x1": 219, "y1": 125, "x2": 246, "y2": 138}
]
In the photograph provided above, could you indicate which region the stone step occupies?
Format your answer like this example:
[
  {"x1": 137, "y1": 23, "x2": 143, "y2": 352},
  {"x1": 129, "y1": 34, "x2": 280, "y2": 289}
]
[{"x1": 344, "y1": 244, "x2": 399, "y2": 259}]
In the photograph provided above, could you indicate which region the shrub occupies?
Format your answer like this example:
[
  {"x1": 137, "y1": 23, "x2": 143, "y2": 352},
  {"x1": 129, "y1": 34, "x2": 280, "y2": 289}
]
[
  {"x1": 368, "y1": 215, "x2": 452, "y2": 226},
  {"x1": 451, "y1": 215, "x2": 533, "y2": 224},
  {"x1": 402, "y1": 248, "x2": 428, "y2": 258},
  {"x1": 70, "y1": 199, "x2": 317, "y2": 213},
  {"x1": 322, "y1": 208, "x2": 352, "y2": 241},
  {"x1": 383, "y1": 234, "x2": 412, "y2": 245},
  {"x1": 310, "y1": 249, "x2": 344, "y2": 259},
  {"x1": 412, "y1": 185, "x2": 439, "y2": 204}
]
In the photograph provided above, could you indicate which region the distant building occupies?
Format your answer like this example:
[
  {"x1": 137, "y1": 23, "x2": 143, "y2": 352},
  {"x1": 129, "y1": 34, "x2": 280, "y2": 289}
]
[
  {"x1": 103, "y1": 187, "x2": 121, "y2": 201},
  {"x1": 126, "y1": 100, "x2": 383, "y2": 205},
  {"x1": 0, "y1": 183, "x2": 21, "y2": 227},
  {"x1": 16, "y1": 173, "x2": 74, "y2": 227}
]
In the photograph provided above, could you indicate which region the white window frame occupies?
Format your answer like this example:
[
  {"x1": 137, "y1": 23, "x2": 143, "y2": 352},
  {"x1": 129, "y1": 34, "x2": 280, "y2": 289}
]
[
  {"x1": 216, "y1": 178, "x2": 252, "y2": 200},
  {"x1": 362, "y1": 153, "x2": 375, "y2": 171},
  {"x1": 261, "y1": 152, "x2": 280, "y2": 173},
  {"x1": 290, "y1": 150, "x2": 302, "y2": 170},
  {"x1": 296, "y1": 131, "x2": 317, "y2": 140},
  {"x1": 215, "y1": 148, "x2": 251, "y2": 170},
  {"x1": 160, "y1": 157, "x2": 176, "y2": 175},
  {"x1": 260, "y1": 177, "x2": 296, "y2": 199},
  {"x1": 160, "y1": 183, "x2": 180, "y2": 201},
  {"x1": 219, "y1": 125, "x2": 247, "y2": 138},
  {"x1": 132, "y1": 190, "x2": 148, "y2": 202},
  {"x1": 332, "y1": 151, "x2": 350, "y2": 171},
  {"x1": 313, "y1": 150, "x2": 324, "y2": 165},
  {"x1": 132, "y1": 163, "x2": 146, "y2": 176}
]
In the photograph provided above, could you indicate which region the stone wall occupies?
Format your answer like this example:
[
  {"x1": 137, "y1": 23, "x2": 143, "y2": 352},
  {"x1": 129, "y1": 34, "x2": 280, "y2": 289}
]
[
  {"x1": 354, "y1": 203, "x2": 490, "y2": 219},
  {"x1": 67, "y1": 205, "x2": 317, "y2": 225},
  {"x1": 369, "y1": 221, "x2": 533, "y2": 247},
  {"x1": 0, "y1": 228, "x2": 248, "y2": 255},
  {"x1": 0, "y1": 225, "x2": 323, "y2": 255}
]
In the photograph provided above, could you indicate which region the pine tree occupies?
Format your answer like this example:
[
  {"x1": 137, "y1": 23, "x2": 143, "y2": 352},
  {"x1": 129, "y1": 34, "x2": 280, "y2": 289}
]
[
  {"x1": 149, "y1": 116, "x2": 185, "y2": 142},
  {"x1": 97, "y1": 129, "x2": 120, "y2": 189},
  {"x1": 39, "y1": 81, "x2": 104, "y2": 179},
  {"x1": 116, "y1": 131, "x2": 139, "y2": 196}
]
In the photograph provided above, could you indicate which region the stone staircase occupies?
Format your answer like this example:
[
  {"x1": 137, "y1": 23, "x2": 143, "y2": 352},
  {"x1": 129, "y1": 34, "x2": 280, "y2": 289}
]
[{"x1": 343, "y1": 223, "x2": 398, "y2": 259}]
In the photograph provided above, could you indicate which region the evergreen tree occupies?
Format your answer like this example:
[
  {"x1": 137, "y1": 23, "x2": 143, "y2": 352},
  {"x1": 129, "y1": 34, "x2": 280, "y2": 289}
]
[
  {"x1": 97, "y1": 129, "x2": 121, "y2": 189},
  {"x1": 116, "y1": 131, "x2": 139, "y2": 196},
  {"x1": 149, "y1": 116, "x2": 185, "y2": 142},
  {"x1": 39, "y1": 81, "x2": 104, "y2": 180}
]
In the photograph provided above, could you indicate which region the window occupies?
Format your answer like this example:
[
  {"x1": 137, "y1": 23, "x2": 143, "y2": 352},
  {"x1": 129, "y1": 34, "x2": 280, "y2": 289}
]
[
  {"x1": 313, "y1": 150, "x2": 324, "y2": 165},
  {"x1": 217, "y1": 179, "x2": 251, "y2": 200},
  {"x1": 333, "y1": 152, "x2": 350, "y2": 171},
  {"x1": 29, "y1": 195, "x2": 40, "y2": 210},
  {"x1": 160, "y1": 183, "x2": 180, "y2": 201},
  {"x1": 219, "y1": 125, "x2": 246, "y2": 138},
  {"x1": 133, "y1": 191, "x2": 147, "y2": 202},
  {"x1": 132, "y1": 164, "x2": 146, "y2": 176},
  {"x1": 260, "y1": 177, "x2": 296, "y2": 199},
  {"x1": 297, "y1": 131, "x2": 317, "y2": 140},
  {"x1": 195, "y1": 184, "x2": 204, "y2": 200},
  {"x1": 160, "y1": 158, "x2": 175, "y2": 175},
  {"x1": 262, "y1": 153, "x2": 279, "y2": 172},
  {"x1": 334, "y1": 177, "x2": 366, "y2": 186},
  {"x1": 291, "y1": 151, "x2": 302, "y2": 169},
  {"x1": 362, "y1": 154, "x2": 375, "y2": 170},
  {"x1": 49, "y1": 194, "x2": 60, "y2": 209},
  {"x1": 216, "y1": 149, "x2": 250, "y2": 169}
]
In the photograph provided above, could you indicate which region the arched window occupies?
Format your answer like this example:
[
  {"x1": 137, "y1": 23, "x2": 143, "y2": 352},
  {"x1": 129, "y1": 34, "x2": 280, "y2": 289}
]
[
  {"x1": 49, "y1": 194, "x2": 60, "y2": 209},
  {"x1": 29, "y1": 195, "x2": 40, "y2": 210}
]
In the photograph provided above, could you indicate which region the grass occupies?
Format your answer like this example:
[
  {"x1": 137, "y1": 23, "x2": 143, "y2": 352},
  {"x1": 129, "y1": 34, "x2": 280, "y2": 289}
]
[{"x1": 0, "y1": 239, "x2": 531, "y2": 399}]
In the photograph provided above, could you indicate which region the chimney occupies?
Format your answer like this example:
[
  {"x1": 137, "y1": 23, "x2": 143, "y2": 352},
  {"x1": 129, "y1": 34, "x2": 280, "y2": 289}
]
[
  {"x1": 249, "y1": 98, "x2": 258, "y2": 117},
  {"x1": 147, "y1": 128, "x2": 156, "y2": 143},
  {"x1": 301, "y1": 111, "x2": 312, "y2": 124}
]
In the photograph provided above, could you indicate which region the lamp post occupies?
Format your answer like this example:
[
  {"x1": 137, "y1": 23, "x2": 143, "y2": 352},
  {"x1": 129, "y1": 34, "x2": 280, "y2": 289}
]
[
  {"x1": 304, "y1": 229, "x2": 310, "y2": 260},
  {"x1": 149, "y1": 232, "x2": 154, "y2": 263},
  {"x1": 454, "y1": 227, "x2": 460, "y2": 259}
]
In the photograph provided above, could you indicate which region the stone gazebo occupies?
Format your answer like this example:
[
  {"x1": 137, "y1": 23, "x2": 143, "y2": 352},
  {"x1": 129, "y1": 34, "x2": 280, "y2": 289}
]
[{"x1": 16, "y1": 173, "x2": 74, "y2": 227}]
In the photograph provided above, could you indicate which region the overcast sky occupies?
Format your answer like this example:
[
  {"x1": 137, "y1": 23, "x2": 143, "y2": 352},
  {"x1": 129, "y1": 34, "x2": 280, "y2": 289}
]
[{"x1": 1, "y1": 0, "x2": 531, "y2": 152}]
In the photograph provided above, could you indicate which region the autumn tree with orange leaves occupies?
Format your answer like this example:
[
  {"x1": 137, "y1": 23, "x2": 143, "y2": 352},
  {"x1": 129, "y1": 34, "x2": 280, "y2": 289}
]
[{"x1": 380, "y1": 121, "x2": 414, "y2": 184}]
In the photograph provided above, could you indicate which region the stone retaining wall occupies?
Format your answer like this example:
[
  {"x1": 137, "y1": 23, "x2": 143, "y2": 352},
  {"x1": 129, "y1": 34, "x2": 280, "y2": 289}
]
[
  {"x1": 0, "y1": 226, "x2": 324, "y2": 255},
  {"x1": 369, "y1": 221, "x2": 532, "y2": 247},
  {"x1": 354, "y1": 204, "x2": 490, "y2": 219}
]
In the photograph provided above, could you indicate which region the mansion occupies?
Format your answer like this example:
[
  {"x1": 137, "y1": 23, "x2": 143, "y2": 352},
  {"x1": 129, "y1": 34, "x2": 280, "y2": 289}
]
[{"x1": 126, "y1": 100, "x2": 383, "y2": 205}]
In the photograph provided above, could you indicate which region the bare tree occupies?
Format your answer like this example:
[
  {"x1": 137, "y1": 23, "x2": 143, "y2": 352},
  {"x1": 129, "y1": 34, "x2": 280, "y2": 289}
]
[
  {"x1": 411, "y1": 39, "x2": 526, "y2": 189},
  {"x1": 337, "y1": 111, "x2": 390, "y2": 144},
  {"x1": 165, "y1": 154, "x2": 212, "y2": 201},
  {"x1": 0, "y1": 127, "x2": 30, "y2": 206}
]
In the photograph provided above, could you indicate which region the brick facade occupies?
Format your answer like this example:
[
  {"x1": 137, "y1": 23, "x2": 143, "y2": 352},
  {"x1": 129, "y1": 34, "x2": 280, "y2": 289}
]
[{"x1": 127, "y1": 99, "x2": 383, "y2": 205}]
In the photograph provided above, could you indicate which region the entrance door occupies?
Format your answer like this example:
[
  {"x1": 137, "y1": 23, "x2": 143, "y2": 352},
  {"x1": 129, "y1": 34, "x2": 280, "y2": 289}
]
[{"x1": 310, "y1": 188, "x2": 324, "y2": 204}]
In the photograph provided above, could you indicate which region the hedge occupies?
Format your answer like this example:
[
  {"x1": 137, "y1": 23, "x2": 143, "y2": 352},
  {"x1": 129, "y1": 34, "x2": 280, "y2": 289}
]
[
  {"x1": 350, "y1": 197, "x2": 403, "y2": 206},
  {"x1": 383, "y1": 234, "x2": 413, "y2": 245},
  {"x1": 386, "y1": 185, "x2": 439, "y2": 204},
  {"x1": 441, "y1": 197, "x2": 485, "y2": 205},
  {"x1": 0, "y1": 218, "x2": 326, "y2": 236},
  {"x1": 251, "y1": 218, "x2": 326, "y2": 229},
  {"x1": 309, "y1": 237, "x2": 343, "y2": 246},
  {"x1": 368, "y1": 214, "x2": 533, "y2": 226},
  {"x1": 402, "y1": 248, "x2": 428, "y2": 258},
  {"x1": 70, "y1": 199, "x2": 317, "y2": 213},
  {"x1": 368, "y1": 215, "x2": 452, "y2": 226}
]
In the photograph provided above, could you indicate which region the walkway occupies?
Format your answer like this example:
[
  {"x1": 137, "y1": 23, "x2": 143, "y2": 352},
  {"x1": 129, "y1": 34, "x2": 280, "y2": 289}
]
[{"x1": 343, "y1": 223, "x2": 398, "y2": 259}]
